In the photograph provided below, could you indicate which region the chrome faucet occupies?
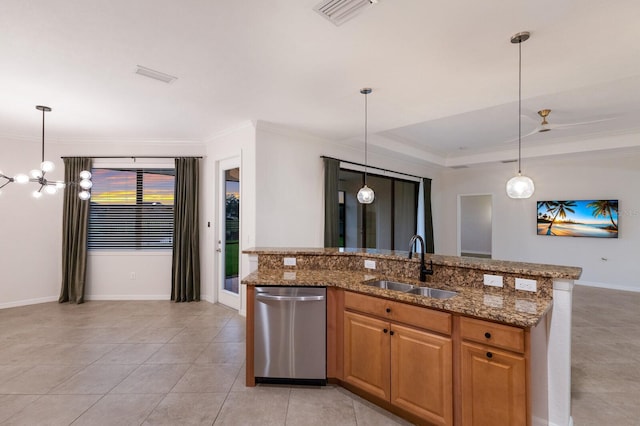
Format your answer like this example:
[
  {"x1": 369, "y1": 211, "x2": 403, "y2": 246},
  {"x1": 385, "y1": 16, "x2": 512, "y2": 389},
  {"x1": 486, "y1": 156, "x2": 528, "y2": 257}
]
[{"x1": 408, "y1": 234, "x2": 433, "y2": 282}]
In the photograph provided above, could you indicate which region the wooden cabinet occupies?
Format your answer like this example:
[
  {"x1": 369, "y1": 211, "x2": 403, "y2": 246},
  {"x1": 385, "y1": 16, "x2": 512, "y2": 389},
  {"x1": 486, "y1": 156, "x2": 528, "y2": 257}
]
[
  {"x1": 458, "y1": 317, "x2": 527, "y2": 426},
  {"x1": 391, "y1": 323, "x2": 452, "y2": 425},
  {"x1": 343, "y1": 311, "x2": 390, "y2": 400},
  {"x1": 343, "y1": 292, "x2": 453, "y2": 426}
]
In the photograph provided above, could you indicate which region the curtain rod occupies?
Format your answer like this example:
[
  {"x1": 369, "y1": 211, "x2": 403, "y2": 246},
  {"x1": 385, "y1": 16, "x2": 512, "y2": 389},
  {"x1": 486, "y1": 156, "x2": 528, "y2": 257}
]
[
  {"x1": 321, "y1": 155, "x2": 426, "y2": 180},
  {"x1": 61, "y1": 156, "x2": 204, "y2": 159}
]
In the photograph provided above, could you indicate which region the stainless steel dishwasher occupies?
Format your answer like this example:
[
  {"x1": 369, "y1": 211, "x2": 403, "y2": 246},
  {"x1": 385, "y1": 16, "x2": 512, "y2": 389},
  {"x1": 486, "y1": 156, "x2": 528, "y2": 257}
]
[{"x1": 254, "y1": 286, "x2": 326, "y2": 385}]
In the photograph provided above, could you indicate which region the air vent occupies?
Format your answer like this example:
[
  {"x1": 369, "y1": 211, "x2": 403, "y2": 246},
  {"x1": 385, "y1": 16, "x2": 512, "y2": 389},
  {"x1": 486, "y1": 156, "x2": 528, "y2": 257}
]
[
  {"x1": 501, "y1": 159, "x2": 517, "y2": 164},
  {"x1": 450, "y1": 165, "x2": 469, "y2": 169},
  {"x1": 135, "y1": 65, "x2": 177, "y2": 84},
  {"x1": 313, "y1": 0, "x2": 378, "y2": 26}
]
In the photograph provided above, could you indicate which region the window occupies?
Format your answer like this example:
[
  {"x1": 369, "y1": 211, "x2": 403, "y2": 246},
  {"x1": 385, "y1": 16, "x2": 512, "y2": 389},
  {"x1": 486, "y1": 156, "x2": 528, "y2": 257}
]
[
  {"x1": 337, "y1": 169, "x2": 419, "y2": 250},
  {"x1": 88, "y1": 168, "x2": 175, "y2": 250}
]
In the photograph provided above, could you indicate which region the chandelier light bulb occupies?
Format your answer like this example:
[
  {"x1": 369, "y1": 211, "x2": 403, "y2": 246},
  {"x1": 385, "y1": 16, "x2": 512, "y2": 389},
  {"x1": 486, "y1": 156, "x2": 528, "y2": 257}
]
[
  {"x1": 30, "y1": 169, "x2": 43, "y2": 179},
  {"x1": 14, "y1": 173, "x2": 30, "y2": 184},
  {"x1": 55, "y1": 181, "x2": 66, "y2": 189},
  {"x1": 79, "y1": 179, "x2": 93, "y2": 190},
  {"x1": 45, "y1": 185, "x2": 58, "y2": 195},
  {"x1": 78, "y1": 190, "x2": 91, "y2": 200},
  {"x1": 357, "y1": 184, "x2": 375, "y2": 204},
  {"x1": 79, "y1": 170, "x2": 92, "y2": 180},
  {"x1": 32, "y1": 190, "x2": 43, "y2": 199},
  {"x1": 41, "y1": 161, "x2": 55, "y2": 173}
]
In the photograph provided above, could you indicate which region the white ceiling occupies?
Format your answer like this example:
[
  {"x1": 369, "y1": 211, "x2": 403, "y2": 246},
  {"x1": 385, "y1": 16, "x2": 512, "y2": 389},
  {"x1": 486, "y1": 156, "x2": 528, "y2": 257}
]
[{"x1": 2, "y1": 0, "x2": 640, "y2": 167}]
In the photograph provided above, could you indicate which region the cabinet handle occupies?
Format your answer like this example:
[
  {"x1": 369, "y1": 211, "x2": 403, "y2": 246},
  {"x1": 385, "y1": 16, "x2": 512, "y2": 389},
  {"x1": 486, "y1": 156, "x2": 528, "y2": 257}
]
[
  {"x1": 390, "y1": 330, "x2": 395, "y2": 336},
  {"x1": 386, "y1": 308, "x2": 391, "y2": 313},
  {"x1": 484, "y1": 332, "x2": 491, "y2": 339},
  {"x1": 383, "y1": 328, "x2": 388, "y2": 333},
  {"x1": 486, "y1": 352, "x2": 493, "y2": 359}
]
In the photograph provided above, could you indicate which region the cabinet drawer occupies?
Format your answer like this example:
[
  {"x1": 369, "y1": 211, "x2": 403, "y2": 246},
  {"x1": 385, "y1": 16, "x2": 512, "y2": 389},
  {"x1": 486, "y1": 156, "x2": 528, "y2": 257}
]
[
  {"x1": 345, "y1": 291, "x2": 389, "y2": 317},
  {"x1": 389, "y1": 300, "x2": 451, "y2": 336},
  {"x1": 344, "y1": 291, "x2": 451, "y2": 336},
  {"x1": 459, "y1": 317, "x2": 525, "y2": 353}
]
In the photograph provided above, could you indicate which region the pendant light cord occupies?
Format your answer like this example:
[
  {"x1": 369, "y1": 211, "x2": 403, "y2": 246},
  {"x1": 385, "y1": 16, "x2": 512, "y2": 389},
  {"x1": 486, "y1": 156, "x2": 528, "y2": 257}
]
[
  {"x1": 364, "y1": 91, "x2": 368, "y2": 184},
  {"x1": 518, "y1": 39, "x2": 522, "y2": 174},
  {"x1": 41, "y1": 107, "x2": 45, "y2": 164}
]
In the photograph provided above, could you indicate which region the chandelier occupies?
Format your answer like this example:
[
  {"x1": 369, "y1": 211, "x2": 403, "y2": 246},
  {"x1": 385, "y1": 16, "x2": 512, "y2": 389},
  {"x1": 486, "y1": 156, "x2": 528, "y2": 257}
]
[{"x1": 0, "y1": 106, "x2": 93, "y2": 199}]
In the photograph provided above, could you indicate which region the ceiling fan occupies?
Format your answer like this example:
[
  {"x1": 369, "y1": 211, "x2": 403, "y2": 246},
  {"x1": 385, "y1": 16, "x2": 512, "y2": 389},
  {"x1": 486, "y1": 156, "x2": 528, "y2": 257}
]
[{"x1": 505, "y1": 108, "x2": 616, "y2": 143}]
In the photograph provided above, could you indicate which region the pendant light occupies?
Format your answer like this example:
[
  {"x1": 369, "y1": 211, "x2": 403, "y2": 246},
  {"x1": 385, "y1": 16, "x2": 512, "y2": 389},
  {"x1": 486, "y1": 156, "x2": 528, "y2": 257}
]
[
  {"x1": 506, "y1": 31, "x2": 535, "y2": 199},
  {"x1": 357, "y1": 87, "x2": 375, "y2": 204}
]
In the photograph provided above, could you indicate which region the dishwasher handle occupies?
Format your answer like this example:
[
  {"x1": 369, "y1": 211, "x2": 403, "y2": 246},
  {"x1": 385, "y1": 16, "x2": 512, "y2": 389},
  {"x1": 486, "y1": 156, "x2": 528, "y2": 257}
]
[{"x1": 255, "y1": 293, "x2": 325, "y2": 302}]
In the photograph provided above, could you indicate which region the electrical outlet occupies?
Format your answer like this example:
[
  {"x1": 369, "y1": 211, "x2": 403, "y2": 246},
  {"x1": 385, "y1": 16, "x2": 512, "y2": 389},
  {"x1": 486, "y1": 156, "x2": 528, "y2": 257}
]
[
  {"x1": 283, "y1": 257, "x2": 296, "y2": 266},
  {"x1": 483, "y1": 274, "x2": 503, "y2": 287},
  {"x1": 130, "y1": 272, "x2": 136, "y2": 280},
  {"x1": 364, "y1": 259, "x2": 376, "y2": 269},
  {"x1": 515, "y1": 278, "x2": 537, "y2": 292}
]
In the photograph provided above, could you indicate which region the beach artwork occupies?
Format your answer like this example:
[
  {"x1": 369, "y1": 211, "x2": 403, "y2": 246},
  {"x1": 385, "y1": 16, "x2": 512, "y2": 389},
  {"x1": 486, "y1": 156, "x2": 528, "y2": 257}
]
[{"x1": 537, "y1": 200, "x2": 618, "y2": 238}]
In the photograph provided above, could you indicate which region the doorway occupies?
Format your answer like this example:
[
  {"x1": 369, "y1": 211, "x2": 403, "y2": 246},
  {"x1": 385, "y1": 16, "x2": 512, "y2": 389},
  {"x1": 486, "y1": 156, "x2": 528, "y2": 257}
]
[
  {"x1": 458, "y1": 194, "x2": 492, "y2": 259},
  {"x1": 217, "y1": 158, "x2": 241, "y2": 310}
]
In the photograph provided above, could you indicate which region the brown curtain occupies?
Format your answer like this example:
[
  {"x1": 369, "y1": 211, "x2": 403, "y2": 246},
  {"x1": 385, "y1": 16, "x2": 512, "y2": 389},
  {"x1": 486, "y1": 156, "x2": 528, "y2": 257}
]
[
  {"x1": 323, "y1": 158, "x2": 340, "y2": 247},
  {"x1": 171, "y1": 157, "x2": 201, "y2": 302},
  {"x1": 423, "y1": 178, "x2": 435, "y2": 253},
  {"x1": 59, "y1": 157, "x2": 92, "y2": 304}
]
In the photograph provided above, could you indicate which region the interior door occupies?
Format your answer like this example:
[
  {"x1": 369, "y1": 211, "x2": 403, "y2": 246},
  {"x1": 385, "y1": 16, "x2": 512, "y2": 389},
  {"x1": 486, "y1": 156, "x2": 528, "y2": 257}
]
[
  {"x1": 217, "y1": 157, "x2": 241, "y2": 310},
  {"x1": 458, "y1": 194, "x2": 492, "y2": 259}
]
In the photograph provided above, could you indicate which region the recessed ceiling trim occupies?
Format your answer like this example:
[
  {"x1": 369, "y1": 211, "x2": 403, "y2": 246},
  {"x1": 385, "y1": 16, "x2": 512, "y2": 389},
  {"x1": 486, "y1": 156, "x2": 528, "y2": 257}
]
[
  {"x1": 135, "y1": 65, "x2": 177, "y2": 84},
  {"x1": 313, "y1": 0, "x2": 377, "y2": 26}
]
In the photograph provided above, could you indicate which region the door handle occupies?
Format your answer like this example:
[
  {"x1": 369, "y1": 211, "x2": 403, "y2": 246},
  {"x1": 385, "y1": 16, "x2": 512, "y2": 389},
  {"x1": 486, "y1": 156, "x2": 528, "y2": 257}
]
[{"x1": 256, "y1": 293, "x2": 325, "y2": 302}]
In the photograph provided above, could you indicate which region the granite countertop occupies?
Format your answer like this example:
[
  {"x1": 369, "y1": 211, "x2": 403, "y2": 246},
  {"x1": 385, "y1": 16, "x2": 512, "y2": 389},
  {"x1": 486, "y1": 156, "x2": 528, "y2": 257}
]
[
  {"x1": 242, "y1": 268, "x2": 552, "y2": 328},
  {"x1": 244, "y1": 247, "x2": 582, "y2": 280}
]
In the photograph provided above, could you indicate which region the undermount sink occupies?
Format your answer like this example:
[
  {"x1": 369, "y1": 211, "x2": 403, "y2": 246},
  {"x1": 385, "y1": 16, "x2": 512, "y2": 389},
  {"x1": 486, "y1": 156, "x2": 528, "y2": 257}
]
[
  {"x1": 363, "y1": 280, "x2": 415, "y2": 292},
  {"x1": 362, "y1": 280, "x2": 457, "y2": 299},
  {"x1": 406, "y1": 287, "x2": 457, "y2": 299}
]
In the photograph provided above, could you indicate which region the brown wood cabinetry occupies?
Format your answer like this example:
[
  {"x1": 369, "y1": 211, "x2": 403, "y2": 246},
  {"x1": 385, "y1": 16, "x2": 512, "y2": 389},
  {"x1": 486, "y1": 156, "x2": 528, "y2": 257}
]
[
  {"x1": 458, "y1": 317, "x2": 528, "y2": 426},
  {"x1": 343, "y1": 291, "x2": 453, "y2": 426}
]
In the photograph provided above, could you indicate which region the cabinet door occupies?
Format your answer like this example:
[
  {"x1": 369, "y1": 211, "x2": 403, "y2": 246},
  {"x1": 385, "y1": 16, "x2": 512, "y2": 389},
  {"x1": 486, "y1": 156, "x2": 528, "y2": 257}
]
[
  {"x1": 460, "y1": 342, "x2": 527, "y2": 426},
  {"x1": 343, "y1": 311, "x2": 390, "y2": 400},
  {"x1": 391, "y1": 324, "x2": 453, "y2": 426}
]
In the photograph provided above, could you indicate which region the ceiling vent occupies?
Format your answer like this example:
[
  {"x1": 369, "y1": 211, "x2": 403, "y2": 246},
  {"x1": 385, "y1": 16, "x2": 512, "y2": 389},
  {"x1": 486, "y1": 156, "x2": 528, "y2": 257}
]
[
  {"x1": 450, "y1": 165, "x2": 469, "y2": 169},
  {"x1": 135, "y1": 65, "x2": 177, "y2": 84},
  {"x1": 313, "y1": 0, "x2": 378, "y2": 26},
  {"x1": 501, "y1": 159, "x2": 517, "y2": 164}
]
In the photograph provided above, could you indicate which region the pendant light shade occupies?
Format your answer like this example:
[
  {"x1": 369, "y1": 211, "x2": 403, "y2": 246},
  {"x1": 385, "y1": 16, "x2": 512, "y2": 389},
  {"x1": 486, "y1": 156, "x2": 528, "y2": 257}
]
[
  {"x1": 357, "y1": 184, "x2": 375, "y2": 204},
  {"x1": 358, "y1": 87, "x2": 374, "y2": 204},
  {"x1": 506, "y1": 31, "x2": 535, "y2": 199},
  {"x1": 506, "y1": 174, "x2": 535, "y2": 198}
]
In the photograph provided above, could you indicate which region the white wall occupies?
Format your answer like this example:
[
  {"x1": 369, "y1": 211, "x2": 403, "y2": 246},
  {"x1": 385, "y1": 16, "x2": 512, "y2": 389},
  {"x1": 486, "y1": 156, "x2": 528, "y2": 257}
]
[
  {"x1": 0, "y1": 137, "x2": 63, "y2": 307},
  {"x1": 438, "y1": 148, "x2": 640, "y2": 291}
]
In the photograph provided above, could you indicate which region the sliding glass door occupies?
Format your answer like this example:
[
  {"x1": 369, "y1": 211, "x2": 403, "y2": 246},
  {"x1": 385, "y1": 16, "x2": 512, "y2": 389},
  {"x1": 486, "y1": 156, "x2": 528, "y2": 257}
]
[{"x1": 337, "y1": 169, "x2": 418, "y2": 250}]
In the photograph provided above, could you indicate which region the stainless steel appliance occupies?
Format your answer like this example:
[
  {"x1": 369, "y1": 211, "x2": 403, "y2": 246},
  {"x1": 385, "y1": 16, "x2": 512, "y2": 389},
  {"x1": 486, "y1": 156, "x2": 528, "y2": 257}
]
[{"x1": 254, "y1": 286, "x2": 326, "y2": 385}]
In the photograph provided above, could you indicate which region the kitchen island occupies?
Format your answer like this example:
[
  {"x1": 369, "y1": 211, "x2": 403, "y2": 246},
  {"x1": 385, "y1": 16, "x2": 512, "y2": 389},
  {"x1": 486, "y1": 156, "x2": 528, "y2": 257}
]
[{"x1": 242, "y1": 248, "x2": 581, "y2": 426}]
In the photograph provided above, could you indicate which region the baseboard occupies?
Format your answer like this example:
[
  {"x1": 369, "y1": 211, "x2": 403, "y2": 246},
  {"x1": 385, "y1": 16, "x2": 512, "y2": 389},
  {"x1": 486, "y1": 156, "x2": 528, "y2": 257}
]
[
  {"x1": 548, "y1": 415, "x2": 573, "y2": 426},
  {"x1": 575, "y1": 280, "x2": 640, "y2": 293},
  {"x1": 85, "y1": 294, "x2": 171, "y2": 301},
  {"x1": 0, "y1": 296, "x2": 58, "y2": 310}
]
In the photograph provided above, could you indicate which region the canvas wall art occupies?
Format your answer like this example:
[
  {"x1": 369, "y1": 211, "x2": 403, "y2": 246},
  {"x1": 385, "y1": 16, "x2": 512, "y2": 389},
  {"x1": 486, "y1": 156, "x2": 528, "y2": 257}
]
[{"x1": 536, "y1": 200, "x2": 618, "y2": 238}]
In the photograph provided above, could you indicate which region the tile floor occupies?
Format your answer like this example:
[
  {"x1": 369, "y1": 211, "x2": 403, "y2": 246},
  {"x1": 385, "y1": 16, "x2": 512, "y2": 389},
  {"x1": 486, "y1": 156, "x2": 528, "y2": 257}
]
[
  {"x1": 0, "y1": 285, "x2": 638, "y2": 425},
  {"x1": 570, "y1": 285, "x2": 640, "y2": 426},
  {"x1": 0, "y1": 300, "x2": 409, "y2": 425}
]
